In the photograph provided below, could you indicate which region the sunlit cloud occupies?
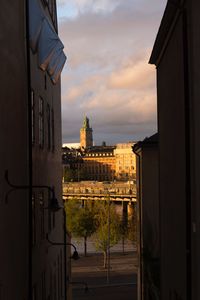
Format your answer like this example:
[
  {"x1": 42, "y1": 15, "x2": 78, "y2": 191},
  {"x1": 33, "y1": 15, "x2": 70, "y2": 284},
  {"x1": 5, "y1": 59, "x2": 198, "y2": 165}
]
[{"x1": 58, "y1": 0, "x2": 167, "y2": 144}]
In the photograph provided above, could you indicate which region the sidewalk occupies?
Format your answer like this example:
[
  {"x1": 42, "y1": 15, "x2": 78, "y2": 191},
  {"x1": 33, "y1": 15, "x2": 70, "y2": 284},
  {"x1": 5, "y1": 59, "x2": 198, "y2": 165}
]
[
  {"x1": 71, "y1": 251, "x2": 138, "y2": 300},
  {"x1": 72, "y1": 251, "x2": 138, "y2": 274}
]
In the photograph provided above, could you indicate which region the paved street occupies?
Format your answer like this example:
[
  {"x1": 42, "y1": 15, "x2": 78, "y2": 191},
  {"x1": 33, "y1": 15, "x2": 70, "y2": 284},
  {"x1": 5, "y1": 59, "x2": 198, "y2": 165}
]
[{"x1": 71, "y1": 251, "x2": 138, "y2": 300}]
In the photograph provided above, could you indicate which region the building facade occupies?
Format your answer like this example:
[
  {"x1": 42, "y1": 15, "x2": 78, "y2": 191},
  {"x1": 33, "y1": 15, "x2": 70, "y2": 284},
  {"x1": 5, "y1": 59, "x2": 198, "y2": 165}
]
[
  {"x1": 62, "y1": 143, "x2": 137, "y2": 182},
  {"x1": 114, "y1": 143, "x2": 136, "y2": 182},
  {"x1": 133, "y1": 134, "x2": 159, "y2": 300},
  {"x1": 82, "y1": 146, "x2": 116, "y2": 181},
  {"x1": 0, "y1": 1, "x2": 67, "y2": 299},
  {"x1": 149, "y1": 0, "x2": 200, "y2": 299},
  {"x1": 63, "y1": 118, "x2": 136, "y2": 182}
]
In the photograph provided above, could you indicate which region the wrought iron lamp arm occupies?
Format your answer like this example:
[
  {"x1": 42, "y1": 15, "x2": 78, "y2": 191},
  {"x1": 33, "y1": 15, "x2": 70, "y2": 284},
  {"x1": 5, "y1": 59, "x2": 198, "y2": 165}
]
[
  {"x1": 5, "y1": 170, "x2": 54, "y2": 193},
  {"x1": 4, "y1": 170, "x2": 62, "y2": 211},
  {"x1": 46, "y1": 234, "x2": 80, "y2": 260},
  {"x1": 46, "y1": 234, "x2": 77, "y2": 251}
]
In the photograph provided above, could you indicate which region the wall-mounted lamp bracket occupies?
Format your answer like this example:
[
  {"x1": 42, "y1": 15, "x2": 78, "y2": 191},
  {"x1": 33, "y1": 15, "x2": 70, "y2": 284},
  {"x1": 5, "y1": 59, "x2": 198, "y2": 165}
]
[
  {"x1": 46, "y1": 234, "x2": 80, "y2": 260},
  {"x1": 4, "y1": 170, "x2": 62, "y2": 211}
]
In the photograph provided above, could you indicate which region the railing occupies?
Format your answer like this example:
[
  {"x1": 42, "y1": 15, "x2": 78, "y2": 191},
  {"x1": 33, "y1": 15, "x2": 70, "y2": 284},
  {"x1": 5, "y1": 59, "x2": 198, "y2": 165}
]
[{"x1": 63, "y1": 181, "x2": 136, "y2": 202}]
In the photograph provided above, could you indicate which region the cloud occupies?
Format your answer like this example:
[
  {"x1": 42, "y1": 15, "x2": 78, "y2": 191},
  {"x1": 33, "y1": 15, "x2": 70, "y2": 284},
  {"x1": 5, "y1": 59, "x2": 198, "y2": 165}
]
[
  {"x1": 108, "y1": 53, "x2": 155, "y2": 90},
  {"x1": 59, "y1": 0, "x2": 167, "y2": 144}
]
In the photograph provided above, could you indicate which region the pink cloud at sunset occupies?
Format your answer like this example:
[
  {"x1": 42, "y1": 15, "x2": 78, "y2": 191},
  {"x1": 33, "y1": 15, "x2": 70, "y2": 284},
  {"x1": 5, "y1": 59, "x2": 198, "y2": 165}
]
[{"x1": 57, "y1": 0, "x2": 167, "y2": 144}]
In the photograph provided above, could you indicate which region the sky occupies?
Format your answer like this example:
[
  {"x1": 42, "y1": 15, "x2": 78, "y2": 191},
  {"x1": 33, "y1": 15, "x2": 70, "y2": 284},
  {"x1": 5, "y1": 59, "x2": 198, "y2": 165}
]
[{"x1": 57, "y1": 0, "x2": 167, "y2": 145}]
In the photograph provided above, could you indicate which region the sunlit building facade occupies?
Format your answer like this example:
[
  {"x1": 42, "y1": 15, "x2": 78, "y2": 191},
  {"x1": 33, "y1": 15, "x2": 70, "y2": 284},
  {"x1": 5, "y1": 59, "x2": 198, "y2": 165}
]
[{"x1": 114, "y1": 143, "x2": 136, "y2": 182}]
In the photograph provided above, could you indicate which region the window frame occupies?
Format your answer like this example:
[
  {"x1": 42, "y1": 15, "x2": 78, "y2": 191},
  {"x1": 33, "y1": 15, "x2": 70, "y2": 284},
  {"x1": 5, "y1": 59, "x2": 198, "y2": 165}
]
[{"x1": 39, "y1": 97, "x2": 45, "y2": 148}]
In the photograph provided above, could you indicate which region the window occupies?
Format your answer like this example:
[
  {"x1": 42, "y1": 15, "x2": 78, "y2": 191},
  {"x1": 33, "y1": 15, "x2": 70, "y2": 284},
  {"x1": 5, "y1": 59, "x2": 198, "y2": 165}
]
[
  {"x1": 39, "y1": 97, "x2": 44, "y2": 148},
  {"x1": 32, "y1": 193, "x2": 36, "y2": 246},
  {"x1": 60, "y1": 250, "x2": 63, "y2": 296},
  {"x1": 41, "y1": 0, "x2": 48, "y2": 7},
  {"x1": 47, "y1": 0, "x2": 56, "y2": 25},
  {"x1": 39, "y1": 192, "x2": 45, "y2": 240},
  {"x1": 32, "y1": 285, "x2": 37, "y2": 300},
  {"x1": 47, "y1": 104, "x2": 51, "y2": 150},
  {"x1": 51, "y1": 108, "x2": 55, "y2": 152},
  {"x1": 44, "y1": 73, "x2": 47, "y2": 90},
  {"x1": 48, "y1": 205, "x2": 52, "y2": 232},
  {"x1": 53, "y1": 272, "x2": 57, "y2": 300},
  {"x1": 31, "y1": 90, "x2": 35, "y2": 145},
  {"x1": 52, "y1": 211, "x2": 56, "y2": 229},
  {"x1": 57, "y1": 256, "x2": 60, "y2": 299},
  {"x1": 41, "y1": 271, "x2": 46, "y2": 300}
]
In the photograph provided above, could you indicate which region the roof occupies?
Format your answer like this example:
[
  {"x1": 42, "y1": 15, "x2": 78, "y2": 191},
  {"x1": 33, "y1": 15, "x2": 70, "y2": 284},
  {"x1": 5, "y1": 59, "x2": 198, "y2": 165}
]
[
  {"x1": 85, "y1": 146, "x2": 116, "y2": 154},
  {"x1": 132, "y1": 133, "x2": 158, "y2": 153},
  {"x1": 149, "y1": 0, "x2": 184, "y2": 65}
]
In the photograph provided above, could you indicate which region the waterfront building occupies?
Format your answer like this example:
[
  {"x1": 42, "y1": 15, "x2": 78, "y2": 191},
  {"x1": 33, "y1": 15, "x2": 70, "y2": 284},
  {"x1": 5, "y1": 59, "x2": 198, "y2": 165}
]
[
  {"x1": 63, "y1": 117, "x2": 137, "y2": 182},
  {"x1": 114, "y1": 142, "x2": 136, "y2": 182},
  {"x1": 82, "y1": 145, "x2": 116, "y2": 181}
]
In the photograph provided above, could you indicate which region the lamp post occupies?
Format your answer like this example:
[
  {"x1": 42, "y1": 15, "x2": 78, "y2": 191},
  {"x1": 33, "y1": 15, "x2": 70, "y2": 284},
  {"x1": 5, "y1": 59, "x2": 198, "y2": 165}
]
[{"x1": 107, "y1": 192, "x2": 110, "y2": 284}]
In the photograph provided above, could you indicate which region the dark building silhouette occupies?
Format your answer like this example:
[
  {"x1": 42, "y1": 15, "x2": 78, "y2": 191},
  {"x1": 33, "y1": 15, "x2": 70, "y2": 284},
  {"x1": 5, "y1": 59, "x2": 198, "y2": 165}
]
[
  {"x1": 142, "y1": 0, "x2": 200, "y2": 299},
  {"x1": 133, "y1": 134, "x2": 159, "y2": 300},
  {"x1": 0, "y1": 0, "x2": 67, "y2": 299}
]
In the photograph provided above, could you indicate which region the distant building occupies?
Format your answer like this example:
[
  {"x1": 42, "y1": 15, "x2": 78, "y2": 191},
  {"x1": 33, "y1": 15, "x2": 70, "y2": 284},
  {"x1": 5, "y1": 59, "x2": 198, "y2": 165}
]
[
  {"x1": 63, "y1": 117, "x2": 137, "y2": 182},
  {"x1": 62, "y1": 143, "x2": 81, "y2": 149},
  {"x1": 114, "y1": 142, "x2": 136, "y2": 181},
  {"x1": 82, "y1": 145, "x2": 116, "y2": 181},
  {"x1": 1, "y1": 1, "x2": 67, "y2": 299}
]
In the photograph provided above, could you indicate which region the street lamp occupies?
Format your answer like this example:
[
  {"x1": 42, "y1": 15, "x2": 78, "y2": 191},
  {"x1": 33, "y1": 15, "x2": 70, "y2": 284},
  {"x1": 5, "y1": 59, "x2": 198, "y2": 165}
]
[
  {"x1": 105, "y1": 188, "x2": 111, "y2": 284},
  {"x1": 46, "y1": 234, "x2": 80, "y2": 260},
  {"x1": 4, "y1": 170, "x2": 62, "y2": 211},
  {"x1": 107, "y1": 193, "x2": 111, "y2": 284}
]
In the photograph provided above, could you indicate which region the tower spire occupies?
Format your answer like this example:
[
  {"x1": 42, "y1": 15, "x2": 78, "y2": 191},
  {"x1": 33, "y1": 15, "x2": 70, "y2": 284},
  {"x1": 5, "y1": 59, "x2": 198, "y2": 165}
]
[{"x1": 80, "y1": 116, "x2": 93, "y2": 149}]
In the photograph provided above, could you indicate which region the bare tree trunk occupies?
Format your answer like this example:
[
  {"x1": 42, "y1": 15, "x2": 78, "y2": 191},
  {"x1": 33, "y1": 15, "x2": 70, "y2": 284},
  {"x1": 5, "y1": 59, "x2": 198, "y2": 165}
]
[
  {"x1": 103, "y1": 250, "x2": 107, "y2": 268},
  {"x1": 84, "y1": 236, "x2": 87, "y2": 257},
  {"x1": 122, "y1": 236, "x2": 125, "y2": 254}
]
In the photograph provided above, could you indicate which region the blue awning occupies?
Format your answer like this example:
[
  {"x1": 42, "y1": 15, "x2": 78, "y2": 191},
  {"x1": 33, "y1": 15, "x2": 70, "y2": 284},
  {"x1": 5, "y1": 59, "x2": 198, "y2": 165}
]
[{"x1": 28, "y1": 0, "x2": 66, "y2": 83}]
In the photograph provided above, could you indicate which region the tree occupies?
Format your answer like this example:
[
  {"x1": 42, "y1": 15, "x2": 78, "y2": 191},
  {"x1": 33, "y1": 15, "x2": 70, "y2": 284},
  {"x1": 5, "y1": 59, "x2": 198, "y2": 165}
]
[
  {"x1": 65, "y1": 200, "x2": 97, "y2": 256},
  {"x1": 127, "y1": 210, "x2": 137, "y2": 245},
  {"x1": 63, "y1": 168, "x2": 76, "y2": 182},
  {"x1": 93, "y1": 200, "x2": 121, "y2": 268}
]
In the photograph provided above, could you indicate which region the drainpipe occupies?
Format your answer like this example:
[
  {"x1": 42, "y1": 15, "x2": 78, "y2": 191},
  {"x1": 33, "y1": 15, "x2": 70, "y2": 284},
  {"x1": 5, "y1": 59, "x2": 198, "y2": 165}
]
[
  {"x1": 132, "y1": 145, "x2": 142, "y2": 300},
  {"x1": 63, "y1": 208, "x2": 67, "y2": 300},
  {"x1": 25, "y1": 0, "x2": 32, "y2": 299},
  {"x1": 182, "y1": 9, "x2": 192, "y2": 300}
]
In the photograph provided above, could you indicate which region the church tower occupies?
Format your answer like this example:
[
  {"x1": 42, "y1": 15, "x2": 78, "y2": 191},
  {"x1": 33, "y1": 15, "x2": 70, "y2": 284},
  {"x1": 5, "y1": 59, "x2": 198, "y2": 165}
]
[{"x1": 80, "y1": 116, "x2": 93, "y2": 149}]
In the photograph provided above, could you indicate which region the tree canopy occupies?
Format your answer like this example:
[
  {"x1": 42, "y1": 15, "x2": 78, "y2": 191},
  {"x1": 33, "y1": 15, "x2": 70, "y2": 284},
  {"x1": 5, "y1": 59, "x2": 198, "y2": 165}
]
[
  {"x1": 65, "y1": 200, "x2": 97, "y2": 256},
  {"x1": 93, "y1": 200, "x2": 121, "y2": 267}
]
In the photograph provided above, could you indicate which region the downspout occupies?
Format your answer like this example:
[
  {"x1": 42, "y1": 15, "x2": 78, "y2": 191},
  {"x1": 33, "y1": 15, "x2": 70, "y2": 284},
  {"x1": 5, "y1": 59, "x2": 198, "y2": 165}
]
[
  {"x1": 132, "y1": 145, "x2": 142, "y2": 300},
  {"x1": 63, "y1": 208, "x2": 67, "y2": 300},
  {"x1": 182, "y1": 8, "x2": 192, "y2": 300},
  {"x1": 25, "y1": 0, "x2": 32, "y2": 299}
]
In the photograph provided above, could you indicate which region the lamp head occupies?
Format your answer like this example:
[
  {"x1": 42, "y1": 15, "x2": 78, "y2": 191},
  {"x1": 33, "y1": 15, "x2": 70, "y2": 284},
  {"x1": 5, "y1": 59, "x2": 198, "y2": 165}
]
[
  {"x1": 71, "y1": 250, "x2": 80, "y2": 260},
  {"x1": 49, "y1": 197, "x2": 62, "y2": 212}
]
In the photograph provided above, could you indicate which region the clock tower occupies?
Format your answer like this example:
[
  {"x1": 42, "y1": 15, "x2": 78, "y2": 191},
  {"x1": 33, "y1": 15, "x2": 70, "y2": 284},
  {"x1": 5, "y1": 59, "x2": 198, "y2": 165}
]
[{"x1": 80, "y1": 116, "x2": 93, "y2": 149}]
